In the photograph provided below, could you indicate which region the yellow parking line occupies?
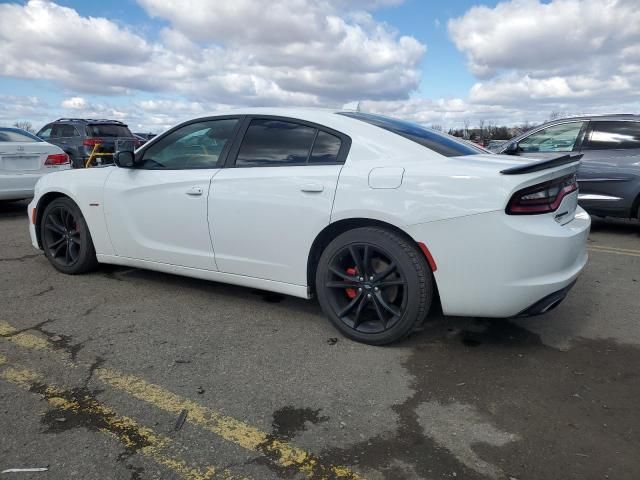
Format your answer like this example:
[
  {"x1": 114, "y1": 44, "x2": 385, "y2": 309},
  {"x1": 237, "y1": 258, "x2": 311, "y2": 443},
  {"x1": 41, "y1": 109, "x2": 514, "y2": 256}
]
[
  {"x1": 0, "y1": 321, "x2": 53, "y2": 352},
  {"x1": 97, "y1": 369, "x2": 364, "y2": 479},
  {"x1": 0, "y1": 322, "x2": 364, "y2": 479},
  {"x1": 0, "y1": 360, "x2": 244, "y2": 480},
  {"x1": 588, "y1": 246, "x2": 640, "y2": 257}
]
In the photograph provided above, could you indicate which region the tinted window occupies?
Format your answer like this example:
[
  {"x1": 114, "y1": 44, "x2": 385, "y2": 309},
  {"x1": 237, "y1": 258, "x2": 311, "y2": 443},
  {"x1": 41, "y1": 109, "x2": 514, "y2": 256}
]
[
  {"x1": 518, "y1": 122, "x2": 585, "y2": 153},
  {"x1": 309, "y1": 131, "x2": 341, "y2": 164},
  {"x1": 141, "y1": 119, "x2": 238, "y2": 169},
  {"x1": 50, "y1": 124, "x2": 64, "y2": 138},
  {"x1": 585, "y1": 121, "x2": 640, "y2": 150},
  {"x1": 0, "y1": 128, "x2": 42, "y2": 142},
  {"x1": 87, "y1": 124, "x2": 132, "y2": 137},
  {"x1": 338, "y1": 112, "x2": 484, "y2": 157},
  {"x1": 59, "y1": 124, "x2": 78, "y2": 137},
  {"x1": 236, "y1": 119, "x2": 316, "y2": 167}
]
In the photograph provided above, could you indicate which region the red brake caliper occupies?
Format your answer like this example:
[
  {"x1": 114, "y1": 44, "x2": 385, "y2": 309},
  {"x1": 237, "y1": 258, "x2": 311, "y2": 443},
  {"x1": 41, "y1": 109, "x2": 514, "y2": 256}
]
[{"x1": 345, "y1": 267, "x2": 358, "y2": 299}]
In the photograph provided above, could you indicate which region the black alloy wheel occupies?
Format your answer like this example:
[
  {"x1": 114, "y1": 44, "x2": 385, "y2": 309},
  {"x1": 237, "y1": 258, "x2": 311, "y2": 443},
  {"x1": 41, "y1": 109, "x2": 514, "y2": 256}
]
[
  {"x1": 325, "y1": 243, "x2": 408, "y2": 334},
  {"x1": 41, "y1": 197, "x2": 98, "y2": 274},
  {"x1": 43, "y1": 205, "x2": 81, "y2": 267},
  {"x1": 316, "y1": 227, "x2": 433, "y2": 345}
]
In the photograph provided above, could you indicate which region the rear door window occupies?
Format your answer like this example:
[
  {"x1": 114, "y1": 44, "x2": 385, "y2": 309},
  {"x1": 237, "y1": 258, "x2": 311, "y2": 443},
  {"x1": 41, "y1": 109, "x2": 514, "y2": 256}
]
[
  {"x1": 87, "y1": 124, "x2": 133, "y2": 137},
  {"x1": 309, "y1": 131, "x2": 342, "y2": 164},
  {"x1": 584, "y1": 121, "x2": 640, "y2": 150},
  {"x1": 235, "y1": 119, "x2": 317, "y2": 167},
  {"x1": 59, "y1": 124, "x2": 78, "y2": 137}
]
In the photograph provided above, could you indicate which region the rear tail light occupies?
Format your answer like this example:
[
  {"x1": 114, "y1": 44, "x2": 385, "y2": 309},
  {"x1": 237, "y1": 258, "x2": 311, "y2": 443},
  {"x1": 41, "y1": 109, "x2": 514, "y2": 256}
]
[
  {"x1": 44, "y1": 153, "x2": 70, "y2": 166},
  {"x1": 506, "y1": 174, "x2": 578, "y2": 215},
  {"x1": 83, "y1": 138, "x2": 101, "y2": 147}
]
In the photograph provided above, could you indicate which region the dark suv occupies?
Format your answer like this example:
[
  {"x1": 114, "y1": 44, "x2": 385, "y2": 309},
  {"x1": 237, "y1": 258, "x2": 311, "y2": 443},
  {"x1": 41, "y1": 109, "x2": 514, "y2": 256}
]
[
  {"x1": 37, "y1": 118, "x2": 139, "y2": 168},
  {"x1": 500, "y1": 114, "x2": 640, "y2": 220}
]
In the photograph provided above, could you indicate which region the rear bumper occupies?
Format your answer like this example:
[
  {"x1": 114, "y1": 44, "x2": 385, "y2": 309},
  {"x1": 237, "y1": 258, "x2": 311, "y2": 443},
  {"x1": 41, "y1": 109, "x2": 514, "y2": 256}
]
[
  {"x1": 516, "y1": 280, "x2": 576, "y2": 317},
  {"x1": 407, "y1": 207, "x2": 590, "y2": 318}
]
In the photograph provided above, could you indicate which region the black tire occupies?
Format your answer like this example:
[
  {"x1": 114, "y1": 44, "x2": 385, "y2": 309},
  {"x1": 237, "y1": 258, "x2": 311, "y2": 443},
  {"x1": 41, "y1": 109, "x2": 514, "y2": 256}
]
[
  {"x1": 315, "y1": 227, "x2": 433, "y2": 345},
  {"x1": 40, "y1": 197, "x2": 98, "y2": 274},
  {"x1": 69, "y1": 154, "x2": 84, "y2": 169}
]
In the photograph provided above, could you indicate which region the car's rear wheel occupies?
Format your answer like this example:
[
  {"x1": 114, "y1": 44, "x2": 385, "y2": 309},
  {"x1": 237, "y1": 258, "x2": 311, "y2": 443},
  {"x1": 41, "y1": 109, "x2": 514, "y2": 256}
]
[
  {"x1": 316, "y1": 227, "x2": 433, "y2": 345},
  {"x1": 41, "y1": 197, "x2": 98, "y2": 274}
]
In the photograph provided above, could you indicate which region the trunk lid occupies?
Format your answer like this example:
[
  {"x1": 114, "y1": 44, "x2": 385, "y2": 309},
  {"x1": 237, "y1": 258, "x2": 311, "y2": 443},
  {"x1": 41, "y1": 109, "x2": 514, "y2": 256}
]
[{"x1": 0, "y1": 142, "x2": 55, "y2": 172}]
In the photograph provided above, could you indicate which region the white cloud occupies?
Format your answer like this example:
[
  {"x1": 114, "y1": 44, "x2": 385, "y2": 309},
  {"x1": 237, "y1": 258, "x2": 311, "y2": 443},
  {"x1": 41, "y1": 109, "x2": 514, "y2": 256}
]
[
  {"x1": 448, "y1": 0, "x2": 640, "y2": 109},
  {"x1": 0, "y1": 0, "x2": 424, "y2": 106},
  {"x1": 61, "y1": 97, "x2": 88, "y2": 109},
  {"x1": 2, "y1": 0, "x2": 639, "y2": 133}
]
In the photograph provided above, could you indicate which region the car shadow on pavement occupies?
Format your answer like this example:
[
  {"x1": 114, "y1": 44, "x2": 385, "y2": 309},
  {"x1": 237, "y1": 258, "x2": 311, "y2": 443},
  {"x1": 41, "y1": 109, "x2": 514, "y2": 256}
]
[
  {"x1": 590, "y1": 215, "x2": 640, "y2": 236},
  {"x1": 0, "y1": 199, "x2": 29, "y2": 219}
]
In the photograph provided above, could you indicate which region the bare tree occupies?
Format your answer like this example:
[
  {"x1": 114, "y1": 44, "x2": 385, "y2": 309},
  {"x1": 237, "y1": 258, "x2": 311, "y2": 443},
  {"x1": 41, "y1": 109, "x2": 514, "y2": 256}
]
[
  {"x1": 549, "y1": 111, "x2": 566, "y2": 121},
  {"x1": 462, "y1": 119, "x2": 470, "y2": 139},
  {"x1": 430, "y1": 123, "x2": 443, "y2": 132},
  {"x1": 478, "y1": 119, "x2": 486, "y2": 141},
  {"x1": 13, "y1": 121, "x2": 35, "y2": 134}
]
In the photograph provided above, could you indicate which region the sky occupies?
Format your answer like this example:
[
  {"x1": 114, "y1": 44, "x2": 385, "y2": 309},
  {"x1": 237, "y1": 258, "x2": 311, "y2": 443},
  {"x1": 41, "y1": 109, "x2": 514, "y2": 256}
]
[{"x1": 0, "y1": 0, "x2": 639, "y2": 133}]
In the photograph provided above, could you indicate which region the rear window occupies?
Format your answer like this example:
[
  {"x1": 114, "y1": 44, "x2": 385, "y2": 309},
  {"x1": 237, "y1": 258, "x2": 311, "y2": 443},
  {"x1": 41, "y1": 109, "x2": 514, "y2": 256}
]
[
  {"x1": 87, "y1": 124, "x2": 133, "y2": 137},
  {"x1": 0, "y1": 128, "x2": 42, "y2": 142},
  {"x1": 338, "y1": 112, "x2": 484, "y2": 157}
]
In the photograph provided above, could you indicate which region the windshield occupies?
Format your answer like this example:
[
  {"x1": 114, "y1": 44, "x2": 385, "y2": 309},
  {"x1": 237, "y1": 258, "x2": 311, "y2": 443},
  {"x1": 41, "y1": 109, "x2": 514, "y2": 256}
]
[
  {"x1": 87, "y1": 124, "x2": 133, "y2": 137},
  {"x1": 338, "y1": 112, "x2": 484, "y2": 157},
  {"x1": 0, "y1": 128, "x2": 42, "y2": 142}
]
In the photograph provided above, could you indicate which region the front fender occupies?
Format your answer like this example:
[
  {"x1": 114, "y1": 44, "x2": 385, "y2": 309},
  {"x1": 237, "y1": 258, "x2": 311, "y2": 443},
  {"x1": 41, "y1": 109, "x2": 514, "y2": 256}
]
[{"x1": 32, "y1": 168, "x2": 116, "y2": 256}]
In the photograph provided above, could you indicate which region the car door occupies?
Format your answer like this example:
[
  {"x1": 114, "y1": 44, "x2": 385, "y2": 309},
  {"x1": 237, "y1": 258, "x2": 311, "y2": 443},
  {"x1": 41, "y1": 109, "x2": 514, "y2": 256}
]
[
  {"x1": 209, "y1": 116, "x2": 350, "y2": 285},
  {"x1": 103, "y1": 117, "x2": 241, "y2": 270},
  {"x1": 577, "y1": 120, "x2": 640, "y2": 216}
]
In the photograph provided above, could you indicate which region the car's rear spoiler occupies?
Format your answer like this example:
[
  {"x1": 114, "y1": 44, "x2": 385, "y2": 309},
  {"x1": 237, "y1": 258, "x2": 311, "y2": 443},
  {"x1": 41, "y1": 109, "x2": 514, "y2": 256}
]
[{"x1": 500, "y1": 154, "x2": 583, "y2": 175}]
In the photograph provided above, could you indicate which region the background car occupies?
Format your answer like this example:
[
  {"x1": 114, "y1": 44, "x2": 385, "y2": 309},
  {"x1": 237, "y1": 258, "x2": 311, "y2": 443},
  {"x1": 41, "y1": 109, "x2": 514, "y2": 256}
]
[
  {"x1": 134, "y1": 132, "x2": 157, "y2": 142},
  {"x1": 500, "y1": 114, "x2": 640, "y2": 219},
  {"x1": 27, "y1": 108, "x2": 589, "y2": 345},
  {"x1": 36, "y1": 118, "x2": 139, "y2": 168},
  {"x1": 0, "y1": 127, "x2": 70, "y2": 201}
]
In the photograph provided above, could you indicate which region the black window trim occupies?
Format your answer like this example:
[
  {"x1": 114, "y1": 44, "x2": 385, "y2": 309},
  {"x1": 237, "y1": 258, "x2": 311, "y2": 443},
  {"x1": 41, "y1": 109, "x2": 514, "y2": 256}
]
[
  {"x1": 582, "y1": 119, "x2": 640, "y2": 151},
  {"x1": 134, "y1": 115, "x2": 245, "y2": 170},
  {"x1": 224, "y1": 115, "x2": 352, "y2": 168}
]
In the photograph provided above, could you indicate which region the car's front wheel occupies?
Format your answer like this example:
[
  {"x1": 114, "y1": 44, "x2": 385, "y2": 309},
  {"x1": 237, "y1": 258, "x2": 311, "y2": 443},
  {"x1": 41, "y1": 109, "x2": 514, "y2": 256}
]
[
  {"x1": 316, "y1": 227, "x2": 433, "y2": 345},
  {"x1": 40, "y1": 197, "x2": 98, "y2": 274}
]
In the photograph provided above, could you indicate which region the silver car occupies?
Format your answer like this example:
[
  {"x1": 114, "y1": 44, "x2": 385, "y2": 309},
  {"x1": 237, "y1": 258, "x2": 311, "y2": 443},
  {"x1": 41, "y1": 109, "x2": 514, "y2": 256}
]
[
  {"x1": 500, "y1": 114, "x2": 640, "y2": 220},
  {"x1": 0, "y1": 127, "x2": 71, "y2": 201}
]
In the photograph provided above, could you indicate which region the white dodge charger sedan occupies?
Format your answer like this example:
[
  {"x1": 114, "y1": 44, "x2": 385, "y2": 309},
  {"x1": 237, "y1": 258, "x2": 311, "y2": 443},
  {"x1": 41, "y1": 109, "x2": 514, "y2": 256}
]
[
  {"x1": 27, "y1": 108, "x2": 589, "y2": 344},
  {"x1": 1, "y1": 127, "x2": 70, "y2": 200}
]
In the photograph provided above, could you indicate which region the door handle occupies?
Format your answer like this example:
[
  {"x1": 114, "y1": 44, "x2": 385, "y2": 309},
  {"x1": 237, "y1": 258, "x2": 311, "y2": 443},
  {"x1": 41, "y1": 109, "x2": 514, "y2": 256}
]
[
  {"x1": 300, "y1": 183, "x2": 324, "y2": 193},
  {"x1": 186, "y1": 187, "x2": 203, "y2": 196}
]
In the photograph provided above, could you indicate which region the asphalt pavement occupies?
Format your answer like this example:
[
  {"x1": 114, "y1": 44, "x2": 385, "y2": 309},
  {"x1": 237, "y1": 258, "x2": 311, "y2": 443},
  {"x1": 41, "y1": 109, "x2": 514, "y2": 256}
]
[{"x1": 1, "y1": 199, "x2": 639, "y2": 480}]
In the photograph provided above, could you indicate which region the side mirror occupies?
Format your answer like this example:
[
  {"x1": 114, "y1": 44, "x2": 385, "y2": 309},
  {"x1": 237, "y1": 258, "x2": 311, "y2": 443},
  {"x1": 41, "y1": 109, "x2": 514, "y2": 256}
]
[
  {"x1": 502, "y1": 142, "x2": 519, "y2": 155},
  {"x1": 114, "y1": 151, "x2": 136, "y2": 168}
]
